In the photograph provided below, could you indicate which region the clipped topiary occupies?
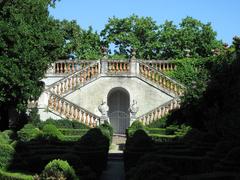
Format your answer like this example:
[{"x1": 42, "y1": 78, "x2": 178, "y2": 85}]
[
  {"x1": 127, "y1": 129, "x2": 153, "y2": 149},
  {"x1": 17, "y1": 123, "x2": 42, "y2": 142},
  {"x1": 0, "y1": 144, "x2": 15, "y2": 170},
  {"x1": 36, "y1": 159, "x2": 77, "y2": 180},
  {"x1": 41, "y1": 124, "x2": 63, "y2": 141},
  {"x1": 99, "y1": 122, "x2": 113, "y2": 143},
  {"x1": 130, "y1": 120, "x2": 144, "y2": 130}
]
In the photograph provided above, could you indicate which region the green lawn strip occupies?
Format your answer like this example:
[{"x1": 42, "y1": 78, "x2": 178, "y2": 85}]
[{"x1": 0, "y1": 169, "x2": 33, "y2": 180}]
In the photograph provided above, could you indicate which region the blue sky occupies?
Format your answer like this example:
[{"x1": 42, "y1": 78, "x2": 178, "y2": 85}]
[{"x1": 49, "y1": 0, "x2": 240, "y2": 45}]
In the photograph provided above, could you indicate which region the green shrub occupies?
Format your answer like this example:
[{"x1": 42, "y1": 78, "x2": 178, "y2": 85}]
[
  {"x1": 0, "y1": 130, "x2": 12, "y2": 144},
  {"x1": 147, "y1": 116, "x2": 168, "y2": 128},
  {"x1": 29, "y1": 107, "x2": 41, "y2": 126},
  {"x1": 165, "y1": 125, "x2": 179, "y2": 135},
  {"x1": 149, "y1": 134, "x2": 177, "y2": 142},
  {"x1": 17, "y1": 124, "x2": 42, "y2": 142},
  {"x1": 99, "y1": 122, "x2": 113, "y2": 144},
  {"x1": 79, "y1": 128, "x2": 109, "y2": 148},
  {"x1": 40, "y1": 118, "x2": 89, "y2": 129},
  {"x1": 71, "y1": 120, "x2": 89, "y2": 129},
  {"x1": 59, "y1": 128, "x2": 88, "y2": 136},
  {"x1": 0, "y1": 169, "x2": 33, "y2": 180},
  {"x1": 146, "y1": 128, "x2": 166, "y2": 135},
  {"x1": 41, "y1": 124, "x2": 63, "y2": 141},
  {"x1": 127, "y1": 161, "x2": 173, "y2": 180},
  {"x1": 0, "y1": 144, "x2": 14, "y2": 169},
  {"x1": 127, "y1": 129, "x2": 153, "y2": 148},
  {"x1": 128, "y1": 121, "x2": 145, "y2": 137},
  {"x1": 130, "y1": 121, "x2": 144, "y2": 130},
  {"x1": 38, "y1": 159, "x2": 77, "y2": 180}
]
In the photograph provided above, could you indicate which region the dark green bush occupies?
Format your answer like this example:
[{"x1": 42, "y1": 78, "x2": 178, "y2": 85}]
[
  {"x1": 165, "y1": 125, "x2": 179, "y2": 135},
  {"x1": 41, "y1": 124, "x2": 63, "y2": 141},
  {"x1": 38, "y1": 159, "x2": 77, "y2": 180},
  {"x1": 0, "y1": 144, "x2": 14, "y2": 170},
  {"x1": 79, "y1": 128, "x2": 109, "y2": 148},
  {"x1": 147, "y1": 116, "x2": 168, "y2": 128},
  {"x1": 59, "y1": 128, "x2": 88, "y2": 136},
  {"x1": 127, "y1": 161, "x2": 174, "y2": 180},
  {"x1": 99, "y1": 122, "x2": 113, "y2": 144},
  {"x1": 28, "y1": 107, "x2": 41, "y2": 126},
  {"x1": 130, "y1": 121, "x2": 144, "y2": 130},
  {"x1": 17, "y1": 124, "x2": 42, "y2": 142},
  {"x1": 127, "y1": 129, "x2": 153, "y2": 148}
]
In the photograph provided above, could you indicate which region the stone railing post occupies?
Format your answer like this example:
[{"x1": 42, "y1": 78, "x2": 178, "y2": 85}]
[
  {"x1": 100, "y1": 47, "x2": 108, "y2": 75},
  {"x1": 130, "y1": 48, "x2": 139, "y2": 76}
]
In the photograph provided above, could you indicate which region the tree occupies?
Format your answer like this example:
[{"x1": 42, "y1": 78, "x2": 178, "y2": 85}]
[
  {"x1": 159, "y1": 17, "x2": 223, "y2": 59},
  {"x1": 58, "y1": 20, "x2": 101, "y2": 60},
  {"x1": 101, "y1": 15, "x2": 161, "y2": 59},
  {"x1": 101, "y1": 15, "x2": 223, "y2": 59},
  {"x1": 0, "y1": 0, "x2": 64, "y2": 130}
]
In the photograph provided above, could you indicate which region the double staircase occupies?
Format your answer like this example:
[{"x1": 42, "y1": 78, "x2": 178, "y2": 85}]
[{"x1": 38, "y1": 58, "x2": 185, "y2": 127}]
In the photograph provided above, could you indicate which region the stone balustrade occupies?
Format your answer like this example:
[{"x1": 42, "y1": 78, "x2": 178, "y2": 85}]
[
  {"x1": 138, "y1": 98, "x2": 180, "y2": 125},
  {"x1": 48, "y1": 93, "x2": 99, "y2": 127},
  {"x1": 107, "y1": 60, "x2": 130, "y2": 73},
  {"x1": 48, "y1": 62, "x2": 100, "y2": 95},
  {"x1": 139, "y1": 62, "x2": 185, "y2": 96},
  {"x1": 54, "y1": 60, "x2": 94, "y2": 74},
  {"x1": 143, "y1": 60, "x2": 176, "y2": 72}
]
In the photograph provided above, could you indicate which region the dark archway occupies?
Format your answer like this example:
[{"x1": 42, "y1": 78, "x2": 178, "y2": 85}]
[{"x1": 107, "y1": 87, "x2": 130, "y2": 134}]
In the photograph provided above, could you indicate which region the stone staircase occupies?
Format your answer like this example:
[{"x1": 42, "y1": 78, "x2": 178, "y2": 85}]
[{"x1": 37, "y1": 58, "x2": 185, "y2": 127}]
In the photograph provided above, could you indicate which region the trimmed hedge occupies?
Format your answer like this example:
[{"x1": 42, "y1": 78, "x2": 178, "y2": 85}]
[
  {"x1": 0, "y1": 144, "x2": 14, "y2": 170},
  {"x1": 41, "y1": 124, "x2": 64, "y2": 141},
  {"x1": 39, "y1": 118, "x2": 90, "y2": 129},
  {"x1": 17, "y1": 124, "x2": 42, "y2": 142},
  {"x1": 59, "y1": 128, "x2": 88, "y2": 136},
  {"x1": 0, "y1": 169, "x2": 33, "y2": 180}
]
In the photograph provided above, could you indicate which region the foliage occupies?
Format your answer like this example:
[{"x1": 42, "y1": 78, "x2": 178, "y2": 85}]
[
  {"x1": 28, "y1": 107, "x2": 41, "y2": 126},
  {"x1": 17, "y1": 124, "x2": 42, "y2": 142},
  {"x1": 0, "y1": 130, "x2": 12, "y2": 144},
  {"x1": 147, "y1": 116, "x2": 168, "y2": 128},
  {"x1": 0, "y1": 144, "x2": 14, "y2": 170},
  {"x1": 38, "y1": 159, "x2": 77, "y2": 180},
  {"x1": 0, "y1": 169, "x2": 33, "y2": 180},
  {"x1": 41, "y1": 124, "x2": 63, "y2": 141},
  {"x1": 79, "y1": 128, "x2": 109, "y2": 148},
  {"x1": 99, "y1": 122, "x2": 113, "y2": 143},
  {"x1": 169, "y1": 42, "x2": 240, "y2": 136},
  {"x1": 127, "y1": 161, "x2": 173, "y2": 180},
  {"x1": 101, "y1": 15, "x2": 223, "y2": 59},
  {"x1": 126, "y1": 129, "x2": 152, "y2": 148},
  {"x1": 0, "y1": 0, "x2": 63, "y2": 111},
  {"x1": 101, "y1": 14, "x2": 161, "y2": 59},
  {"x1": 58, "y1": 20, "x2": 101, "y2": 59},
  {"x1": 39, "y1": 118, "x2": 89, "y2": 129}
]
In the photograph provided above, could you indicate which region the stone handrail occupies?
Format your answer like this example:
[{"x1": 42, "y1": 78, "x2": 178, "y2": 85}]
[
  {"x1": 107, "y1": 60, "x2": 130, "y2": 73},
  {"x1": 54, "y1": 59, "x2": 98, "y2": 74},
  {"x1": 139, "y1": 62, "x2": 185, "y2": 96},
  {"x1": 48, "y1": 92, "x2": 100, "y2": 127},
  {"x1": 47, "y1": 62, "x2": 100, "y2": 95},
  {"x1": 141, "y1": 60, "x2": 176, "y2": 72},
  {"x1": 137, "y1": 98, "x2": 180, "y2": 125}
]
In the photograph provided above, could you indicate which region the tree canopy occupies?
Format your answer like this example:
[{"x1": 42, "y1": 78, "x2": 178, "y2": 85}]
[
  {"x1": 101, "y1": 15, "x2": 223, "y2": 59},
  {"x1": 58, "y1": 20, "x2": 101, "y2": 60},
  {"x1": 0, "y1": 0, "x2": 63, "y2": 128}
]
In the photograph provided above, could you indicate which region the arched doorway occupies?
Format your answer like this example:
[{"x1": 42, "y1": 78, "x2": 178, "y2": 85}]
[{"x1": 107, "y1": 87, "x2": 130, "y2": 134}]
